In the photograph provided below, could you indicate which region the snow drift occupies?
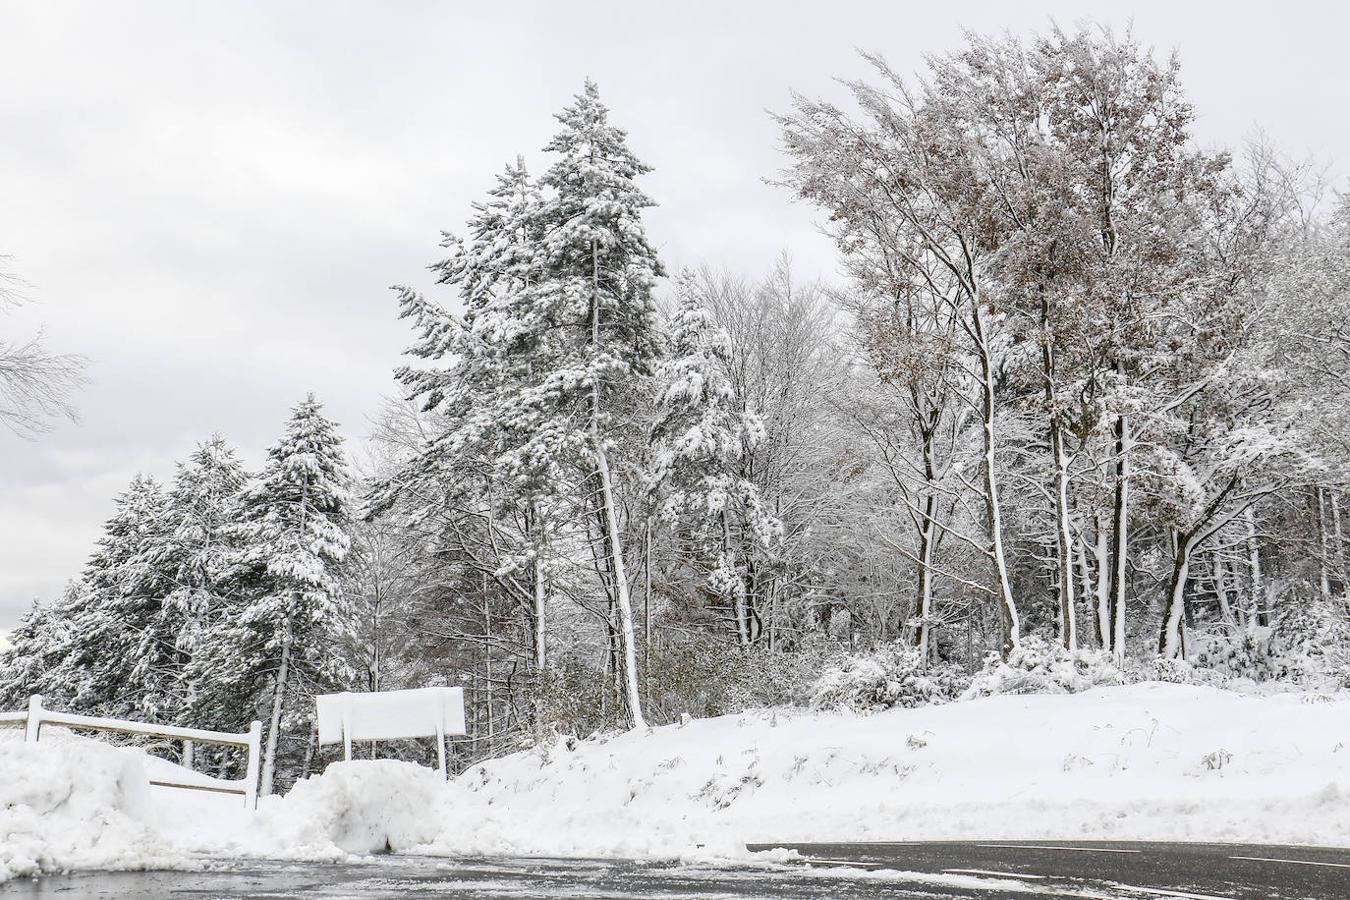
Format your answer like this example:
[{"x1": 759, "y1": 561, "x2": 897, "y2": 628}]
[
  {"x1": 0, "y1": 730, "x2": 183, "y2": 882},
  {"x1": 4, "y1": 683, "x2": 1350, "y2": 883}
]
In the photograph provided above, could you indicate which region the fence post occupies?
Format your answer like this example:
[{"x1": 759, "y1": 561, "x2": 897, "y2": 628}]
[
  {"x1": 435, "y1": 717, "x2": 446, "y2": 779},
  {"x1": 340, "y1": 692, "x2": 353, "y2": 762},
  {"x1": 24, "y1": 694, "x2": 43, "y2": 743},
  {"x1": 244, "y1": 720, "x2": 262, "y2": 811}
]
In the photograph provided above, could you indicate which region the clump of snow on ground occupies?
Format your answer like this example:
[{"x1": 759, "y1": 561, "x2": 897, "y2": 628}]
[
  {"x1": 0, "y1": 729, "x2": 184, "y2": 882},
  {"x1": 5, "y1": 683, "x2": 1350, "y2": 882}
]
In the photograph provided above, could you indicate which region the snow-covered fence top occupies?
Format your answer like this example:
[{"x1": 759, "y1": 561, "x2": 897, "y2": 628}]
[
  {"x1": 316, "y1": 687, "x2": 465, "y2": 776},
  {"x1": 2, "y1": 694, "x2": 262, "y2": 809}
]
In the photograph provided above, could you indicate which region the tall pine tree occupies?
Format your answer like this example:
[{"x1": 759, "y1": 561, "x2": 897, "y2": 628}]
[
  {"x1": 531, "y1": 80, "x2": 665, "y2": 728},
  {"x1": 218, "y1": 395, "x2": 352, "y2": 795}
]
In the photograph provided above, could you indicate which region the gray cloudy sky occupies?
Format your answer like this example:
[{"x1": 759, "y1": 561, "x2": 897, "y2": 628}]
[{"x1": 1, "y1": 0, "x2": 1346, "y2": 629}]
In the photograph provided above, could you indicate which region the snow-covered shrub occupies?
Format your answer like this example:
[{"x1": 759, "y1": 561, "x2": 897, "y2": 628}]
[
  {"x1": 963, "y1": 634, "x2": 1125, "y2": 699},
  {"x1": 1272, "y1": 600, "x2": 1350, "y2": 687},
  {"x1": 1150, "y1": 656, "x2": 1196, "y2": 684},
  {"x1": 808, "y1": 643, "x2": 966, "y2": 713},
  {"x1": 1188, "y1": 602, "x2": 1350, "y2": 688},
  {"x1": 1140, "y1": 654, "x2": 1232, "y2": 689},
  {"x1": 1190, "y1": 625, "x2": 1282, "y2": 682}
]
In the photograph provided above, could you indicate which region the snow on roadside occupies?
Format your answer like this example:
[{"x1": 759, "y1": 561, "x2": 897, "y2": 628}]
[
  {"x1": 422, "y1": 682, "x2": 1350, "y2": 857},
  {"x1": 0, "y1": 729, "x2": 185, "y2": 882},
  {"x1": 4, "y1": 682, "x2": 1350, "y2": 883}
]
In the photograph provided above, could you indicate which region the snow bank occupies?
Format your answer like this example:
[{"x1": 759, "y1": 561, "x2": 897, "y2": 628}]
[
  {"x1": 4, "y1": 683, "x2": 1349, "y2": 882},
  {"x1": 250, "y1": 760, "x2": 449, "y2": 856},
  {"x1": 423, "y1": 683, "x2": 1350, "y2": 857},
  {"x1": 0, "y1": 730, "x2": 184, "y2": 882}
]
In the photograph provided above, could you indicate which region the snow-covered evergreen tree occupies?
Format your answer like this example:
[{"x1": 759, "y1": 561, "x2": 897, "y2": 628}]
[
  {"x1": 385, "y1": 158, "x2": 561, "y2": 675},
  {"x1": 66, "y1": 474, "x2": 175, "y2": 717},
  {"x1": 529, "y1": 79, "x2": 666, "y2": 728},
  {"x1": 0, "y1": 579, "x2": 87, "y2": 707},
  {"x1": 214, "y1": 395, "x2": 352, "y2": 795},
  {"x1": 138, "y1": 437, "x2": 249, "y2": 745},
  {"x1": 650, "y1": 275, "x2": 778, "y2": 646}
]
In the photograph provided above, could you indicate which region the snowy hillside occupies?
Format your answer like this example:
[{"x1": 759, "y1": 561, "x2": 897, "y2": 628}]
[{"x1": 5, "y1": 683, "x2": 1350, "y2": 883}]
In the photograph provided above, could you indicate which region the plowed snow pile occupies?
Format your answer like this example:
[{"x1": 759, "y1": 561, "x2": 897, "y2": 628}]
[
  {"x1": 0, "y1": 730, "x2": 184, "y2": 881},
  {"x1": 3, "y1": 683, "x2": 1349, "y2": 882}
]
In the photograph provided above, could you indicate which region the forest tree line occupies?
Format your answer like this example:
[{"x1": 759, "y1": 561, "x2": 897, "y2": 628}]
[{"x1": 4, "y1": 25, "x2": 1350, "y2": 787}]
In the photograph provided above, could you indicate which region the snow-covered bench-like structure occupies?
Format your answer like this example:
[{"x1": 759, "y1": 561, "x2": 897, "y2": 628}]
[
  {"x1": 316, "y1": 687, "x2": 466, "y2": 777},
  {"x1": 1, "y1": 694, "x2": 262, "y2": 808}
]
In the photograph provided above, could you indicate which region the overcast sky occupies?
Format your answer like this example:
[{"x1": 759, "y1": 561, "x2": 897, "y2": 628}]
[{"x1": 1, "y1": 1, "x2": 1346, "y2": 629}]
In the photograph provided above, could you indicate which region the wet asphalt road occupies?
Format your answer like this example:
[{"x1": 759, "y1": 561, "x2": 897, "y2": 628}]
[
  {"x1": 751, "y1": 840, "x2": 1350, "y2": 898},
  {"x1": 2, "y1": 842, "x2": 1347, "y2": 898}
]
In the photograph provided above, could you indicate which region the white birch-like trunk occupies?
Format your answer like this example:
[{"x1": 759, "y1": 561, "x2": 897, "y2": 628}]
[
  {"x1": 1318, "y1": 486, "x2": 1333, "y2": 601},
  {"x1": 970, "y1": 292, "x2": 1019, "y2": 654},
  {"x1": 594, "y1": 438, "x2": 647, "y2": 729},
  {"x1": 1244, "y1": 506, "x2": 1265, "y2": 625},
  {"x1": 1159, "y1": 529, "x2": 1196, "y2": 659},
  {"x1": 584, "y1": 225, "x2": 645, "y2": 729},
  {"x1": 1213, "y1": 550, "x2": 1235, "y2": 625},
  {"x1": 533, "y1": 554, "x2": 546, "y2": 671},
  {"x1": 1091, "y1": 517, "x2": 1111, "y2": 649},
  {"x1": 260, "y1": 620, "x2": 291, "y2": 797},
  {"x1": 1074, "y1": 536, "x2": 1094, "y2": 643}
]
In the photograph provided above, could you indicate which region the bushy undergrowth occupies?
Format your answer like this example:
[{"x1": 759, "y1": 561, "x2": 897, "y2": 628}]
[
  {"x1": 540, "y1": 602, "x2": 1350, "y2": 741},
  {"x1": 808, "y1": 643, "x2": 966, "y2": 712},
  {"x1": 643, "y1": 636, "x2": 837, "y2": 722},
  {"x1": 964, "y1": 635, "x2": 1126, "y2": 698},
  {"x1": 1191, "y1": 600, "x2": 1350, "y2": 688}
]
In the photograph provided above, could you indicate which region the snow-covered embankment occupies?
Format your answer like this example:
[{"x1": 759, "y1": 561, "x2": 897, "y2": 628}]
[{"x1": 4, "y1": 683, "x2": 1349, "y2": 882}]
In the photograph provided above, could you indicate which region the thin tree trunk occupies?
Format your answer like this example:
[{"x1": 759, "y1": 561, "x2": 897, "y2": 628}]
[
  {"x1": 532, "y1": 554, "x2": 546, "y2": 671},
  {"x1": 1213, "y1": 549, "x2": 1235, "y2": 625},
  {"x1": 1109, "y1": 407, "x2": 1131, "y2": 660},
  {"x1": 483, "y1": 579, "x2": 495, "y2": 747},
  {"x1": 594, "y1": 442, "x2": 646, "y2": 729},
  {"x1": 724, "y1": 511, "x2": 751, "y2": 647},
  {"x1": 1244, "y1": 506, "x2": 1265, "y2": 626},
  {"x1": 1317, "y1": 486, "x2": 1333, "y2": 601},
  {"x1": 260, "y1": 620, "x2": 291, "y2": 797},
  {"x1": 1091, "y1": 515, "x2": 1111, "y2": 649},
  {"x1": 643, "y1": 518, "x2": 652, "y2": 703},
  {"x1": 914, "y1": 490, "x2": 937, "y2": 660},
  {"x1": 969, "y1": 292, "x2": 1019, "y2": 655},
  {"x1": 1332, "y1": 489, "x2": 1347, "y2": 592},
  {"x1": 1159, "y1": 529, "x2": 1196, "y2": 659},
  {"x1": 586, "y1": 227, "x2": 645, "y2": 729},
  {"x1": 1050, "y1": 423, "x2": 1077, "y2": 650},
  {"x1": 1039, "y1": 285, "x2": 1076, "y2": 651},
  {"x1": 1074, "y1": 535, "x2": 1094, "y2": 646}
]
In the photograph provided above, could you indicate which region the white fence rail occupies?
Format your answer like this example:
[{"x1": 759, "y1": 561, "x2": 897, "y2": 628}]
[{"x1": 2, "y1": 694, "x2": 262, "y2": 809}]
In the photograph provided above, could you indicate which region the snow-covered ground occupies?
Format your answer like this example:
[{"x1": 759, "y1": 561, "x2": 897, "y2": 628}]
[{"x1": 4, "y1": 683, "x2": 1350, "y2": 883}]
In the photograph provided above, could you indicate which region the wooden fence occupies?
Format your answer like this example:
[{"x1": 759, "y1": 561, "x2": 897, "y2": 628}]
[{"x1": 1, "y1": 694, "x2": 261, "y2": 809}]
